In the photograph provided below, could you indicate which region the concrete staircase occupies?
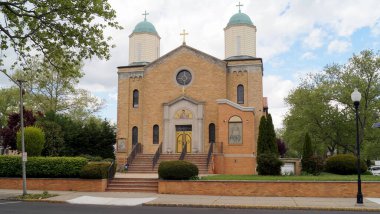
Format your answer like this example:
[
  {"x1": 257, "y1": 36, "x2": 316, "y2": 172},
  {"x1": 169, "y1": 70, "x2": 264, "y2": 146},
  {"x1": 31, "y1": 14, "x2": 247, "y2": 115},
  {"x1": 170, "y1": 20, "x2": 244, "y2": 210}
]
[
  {"x1": 126, "y1": 153, "x2": 210, "y2": 174},
  {"x1": 106, "y1": 178, "x2": 158, "y2": 192}
]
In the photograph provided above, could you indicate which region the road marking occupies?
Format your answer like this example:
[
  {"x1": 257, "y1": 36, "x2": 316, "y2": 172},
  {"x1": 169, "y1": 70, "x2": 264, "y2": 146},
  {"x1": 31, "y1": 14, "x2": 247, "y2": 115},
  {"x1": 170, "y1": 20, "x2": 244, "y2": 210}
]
[
  {"x1": 0, "y1": 201, "x2": 21, "y2": 205},
  {"x1": 367, "y1": 198, "x2": 380, "y2": 204},
  {"x1": 67, "y1": 196, "x2": 157, "y2": 206}
]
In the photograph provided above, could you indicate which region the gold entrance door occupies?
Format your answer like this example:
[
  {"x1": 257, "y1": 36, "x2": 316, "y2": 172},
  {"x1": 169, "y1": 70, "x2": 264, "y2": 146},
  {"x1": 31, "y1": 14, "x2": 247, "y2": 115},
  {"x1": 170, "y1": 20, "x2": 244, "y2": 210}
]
[{"x1": 176, "y1": 125, "x2": 192, "y2": 153}]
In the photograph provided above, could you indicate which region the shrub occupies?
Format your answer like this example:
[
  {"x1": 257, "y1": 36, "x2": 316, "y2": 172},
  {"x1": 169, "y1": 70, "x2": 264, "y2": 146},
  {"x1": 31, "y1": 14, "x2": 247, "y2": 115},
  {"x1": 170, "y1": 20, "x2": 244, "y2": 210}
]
[
  {"x1": 325, "y1": 154, "x2": 367, "y2": 175},
  {"x1": 79, "y1": 162, "x2": 111, "y2": 179},
  {"x1": 16, "y1": 126, "x2": 45, "y2": 156},
  {"x1": 158, "y1": 160, "x2": 198, "y2": 180},
  {"x1": 301, "y1": 156, "x2": 324, "y2": 175},
  {"x1": 0, "y1": 156, "x2": 87, "y2": 178},
  {"x1": 257, "y1": 153, "x2": 283, "y2": 175},
  {"x1": 79, "y1": 154, "x2": 104, "y2": 162}
]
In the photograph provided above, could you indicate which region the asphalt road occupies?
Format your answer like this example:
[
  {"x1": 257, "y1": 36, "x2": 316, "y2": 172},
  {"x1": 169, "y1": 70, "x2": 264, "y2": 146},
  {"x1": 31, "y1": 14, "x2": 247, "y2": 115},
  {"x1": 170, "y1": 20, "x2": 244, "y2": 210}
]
[{"x1": 0, "y1": 201, "x2": 375, "y2": 214}]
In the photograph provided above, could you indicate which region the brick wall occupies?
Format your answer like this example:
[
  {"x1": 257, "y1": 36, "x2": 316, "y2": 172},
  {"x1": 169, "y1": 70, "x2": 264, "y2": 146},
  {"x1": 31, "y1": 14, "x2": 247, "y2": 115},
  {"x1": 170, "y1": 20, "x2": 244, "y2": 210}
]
[
  {"x1": 0, "y1": 178, "x2": 107, "y2": 192},
  {"x1": 159, "y1": 180, "x2": 380, "y2": 197}
]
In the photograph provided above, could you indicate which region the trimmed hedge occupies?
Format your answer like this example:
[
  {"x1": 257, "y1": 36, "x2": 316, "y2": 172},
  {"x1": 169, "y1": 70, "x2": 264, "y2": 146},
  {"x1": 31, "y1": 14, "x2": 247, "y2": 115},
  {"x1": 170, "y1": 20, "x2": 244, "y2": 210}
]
[
  {"x1": 257, "y1": 153, "x2": 283, "y2": 175},
  {"x1": 79, "y1": 162, "x2": 112, "y2": 179},
  {"x1": 325, "y1": 154, "x2": 367, "y2": 175},
  {"x1": 0, "y1": 156, "x2": 87, "y2": 178},
  {"x1": 158, "y1": 160, "x2": 198, "y2": 180}
]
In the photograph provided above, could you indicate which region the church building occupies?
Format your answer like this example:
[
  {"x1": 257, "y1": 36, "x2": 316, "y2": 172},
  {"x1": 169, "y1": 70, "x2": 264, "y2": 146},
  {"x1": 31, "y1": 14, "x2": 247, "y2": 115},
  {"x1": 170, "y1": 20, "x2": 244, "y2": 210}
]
[{"x1": 116, "y1": 6, "x2": 267, "y2": 175}]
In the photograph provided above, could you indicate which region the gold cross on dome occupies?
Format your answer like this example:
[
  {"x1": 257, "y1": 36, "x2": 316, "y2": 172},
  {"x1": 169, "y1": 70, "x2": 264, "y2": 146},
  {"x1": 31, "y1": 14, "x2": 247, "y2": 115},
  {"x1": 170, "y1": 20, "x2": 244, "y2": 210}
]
[
  {"x1": 180, "y1": 29, "x2": 188, "y2": 45},
  {"x1": 142, "y1": 10, "x2": 149, "y2": 21},
  {"x1": 236, "y1": 2, "x2": 243, "y2": 13}
]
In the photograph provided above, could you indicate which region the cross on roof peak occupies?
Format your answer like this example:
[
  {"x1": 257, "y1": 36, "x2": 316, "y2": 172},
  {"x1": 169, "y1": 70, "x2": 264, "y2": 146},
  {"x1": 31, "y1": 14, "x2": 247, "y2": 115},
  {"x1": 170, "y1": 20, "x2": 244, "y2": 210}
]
[
  {"x1": 142, "y1": 10, "x2": 149, "y2": 21},
  {"x1": 180, "y1": 29, "x2": 189, "y2": 45},
  {"x1": 236, "y1": 2, "x2": 243, "y2": 13}
]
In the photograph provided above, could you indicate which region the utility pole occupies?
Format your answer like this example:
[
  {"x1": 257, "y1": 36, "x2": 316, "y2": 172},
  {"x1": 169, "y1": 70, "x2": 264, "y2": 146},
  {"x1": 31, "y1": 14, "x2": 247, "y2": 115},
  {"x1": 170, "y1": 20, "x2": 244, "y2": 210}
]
[{"x1": 1, "y1": 70, "x2": 27, "y2": 195}]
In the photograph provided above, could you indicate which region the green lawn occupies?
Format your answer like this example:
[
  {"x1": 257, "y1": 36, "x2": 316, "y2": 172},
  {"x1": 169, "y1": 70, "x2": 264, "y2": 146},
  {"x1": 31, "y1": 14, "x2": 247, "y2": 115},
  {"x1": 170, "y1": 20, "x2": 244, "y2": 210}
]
[{"x1": 200, "y1": 173, "x2": 380, "y2": 181}]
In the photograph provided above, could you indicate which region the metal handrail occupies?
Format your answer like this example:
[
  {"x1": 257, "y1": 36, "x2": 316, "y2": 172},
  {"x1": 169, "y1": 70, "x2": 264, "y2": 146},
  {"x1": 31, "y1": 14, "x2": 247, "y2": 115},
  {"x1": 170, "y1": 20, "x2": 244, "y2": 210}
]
[
  {"x1": 179, "y1": 141, "x2": 187, "y2": 160},
  {"x1": 152, "y1": 142, "x2": 162, "y2": 169},
  {"x1": 126, "y1": 143, "x2": 141, "y2": 166},
  {"x1": 107, "y1": 160, "x2": 116, "y2": 184},
  {"x1": 206, "y1": 141, "x2": 215, "y2": 167}
]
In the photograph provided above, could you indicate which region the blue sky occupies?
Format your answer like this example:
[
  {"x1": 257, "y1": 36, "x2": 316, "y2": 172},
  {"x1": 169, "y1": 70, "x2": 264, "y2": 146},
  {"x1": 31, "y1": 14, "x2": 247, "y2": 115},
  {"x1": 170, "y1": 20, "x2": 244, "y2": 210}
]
[{"x1": 1, "y1": 0, "x2": 380, "y2": 128}]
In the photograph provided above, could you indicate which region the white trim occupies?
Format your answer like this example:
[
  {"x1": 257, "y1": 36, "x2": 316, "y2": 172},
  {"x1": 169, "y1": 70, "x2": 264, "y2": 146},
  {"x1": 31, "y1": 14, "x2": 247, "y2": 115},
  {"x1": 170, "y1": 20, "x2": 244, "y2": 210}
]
[{"x1": 216, "y1": 99, "x2": 255, "y2": 112}]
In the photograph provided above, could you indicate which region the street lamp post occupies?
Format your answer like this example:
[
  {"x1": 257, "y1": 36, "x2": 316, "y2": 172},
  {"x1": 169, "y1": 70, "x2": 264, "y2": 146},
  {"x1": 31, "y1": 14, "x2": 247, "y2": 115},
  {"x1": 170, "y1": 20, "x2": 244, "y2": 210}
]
[
  {"x1": 1, "y1": 70, "x2": 27, "y2": 196},
  {"x1": 351, "y1": 88, "x2": 363, "y2": 205}
]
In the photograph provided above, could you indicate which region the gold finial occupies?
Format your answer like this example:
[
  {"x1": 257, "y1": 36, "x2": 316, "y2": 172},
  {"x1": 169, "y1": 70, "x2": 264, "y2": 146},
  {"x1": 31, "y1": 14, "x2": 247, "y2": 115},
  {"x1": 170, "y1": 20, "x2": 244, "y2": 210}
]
[
  {"x1": 142, "y1": 10, "x2": 149, "y2": 21},
  {"x1": 182, "y1": 86, "x2": 185, "y2": 95},
  {"x1": 236, "y1": 2, "x2": 243, "y2": 13},
  {"x1": 180, "y1": 29, "x2": 188, "y2": 45}
]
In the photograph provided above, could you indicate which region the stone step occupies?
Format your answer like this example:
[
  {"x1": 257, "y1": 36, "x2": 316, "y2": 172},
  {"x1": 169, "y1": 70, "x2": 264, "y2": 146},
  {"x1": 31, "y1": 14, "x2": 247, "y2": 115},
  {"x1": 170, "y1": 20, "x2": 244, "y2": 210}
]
[
  {"x1": 106, "y1": 187, "x2": 157, "y2": 192},
  {"x1": 106, "y1": 178, "x2": 158, "y2": 192}
]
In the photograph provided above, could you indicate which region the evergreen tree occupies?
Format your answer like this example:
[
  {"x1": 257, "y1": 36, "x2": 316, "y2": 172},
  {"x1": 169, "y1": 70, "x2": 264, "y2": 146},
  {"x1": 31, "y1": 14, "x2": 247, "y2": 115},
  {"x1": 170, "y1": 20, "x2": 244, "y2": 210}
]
[
  {"x1": 302, "y1": 133, "x2": 313, "y2": 159},
  {"x1": 266, "y1": 114, "x2": 278, "y2": 155},
  {"x1": 257, "y1": 116, "x2": 267, "y2": 155}
]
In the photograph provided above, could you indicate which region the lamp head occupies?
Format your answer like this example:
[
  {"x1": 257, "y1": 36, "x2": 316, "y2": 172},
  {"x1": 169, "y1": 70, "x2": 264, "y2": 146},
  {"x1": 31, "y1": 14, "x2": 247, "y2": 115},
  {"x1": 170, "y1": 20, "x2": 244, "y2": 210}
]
[{"x1": 351, "y1": 88, "x2": 361, "y2": 103}]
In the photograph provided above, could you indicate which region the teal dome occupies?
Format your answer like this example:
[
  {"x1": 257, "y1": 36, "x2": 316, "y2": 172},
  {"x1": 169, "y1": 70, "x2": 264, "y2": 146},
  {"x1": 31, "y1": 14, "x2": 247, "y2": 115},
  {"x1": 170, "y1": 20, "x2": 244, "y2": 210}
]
[
  {"x1": 133, "y1": 20, "x2": 158, "y2": 34},
  {"x1": 227, "y1": 12, "x2": 253, "y2": 27}
]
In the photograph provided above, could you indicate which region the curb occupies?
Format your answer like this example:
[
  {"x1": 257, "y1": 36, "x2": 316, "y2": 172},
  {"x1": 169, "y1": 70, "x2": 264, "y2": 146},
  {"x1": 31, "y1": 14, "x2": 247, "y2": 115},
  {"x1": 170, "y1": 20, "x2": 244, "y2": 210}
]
[{"x1": 143, "y1": 203, "x2": 380, "y2": 212}]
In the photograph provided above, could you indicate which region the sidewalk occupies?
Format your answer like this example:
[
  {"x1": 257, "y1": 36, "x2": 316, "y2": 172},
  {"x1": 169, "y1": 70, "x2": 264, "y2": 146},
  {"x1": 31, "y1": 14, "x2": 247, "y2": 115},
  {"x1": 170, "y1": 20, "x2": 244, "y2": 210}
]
[{"x1": 1, "y1": 189, "x2": 380, "y2": 211}]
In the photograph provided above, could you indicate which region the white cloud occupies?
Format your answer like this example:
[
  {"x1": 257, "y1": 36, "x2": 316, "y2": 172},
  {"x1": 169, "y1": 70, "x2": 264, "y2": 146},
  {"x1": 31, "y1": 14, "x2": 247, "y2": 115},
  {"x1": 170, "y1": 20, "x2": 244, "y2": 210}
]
[
  {"x1": 108, "y1": 92, "x2": 117, "y2": 101},
  {"x1": 263, "y1": 75, "x2": 295, "y2": 128},
  {"x1": 327, "y1": 40, "x2": 351, "y2": 53},
  {"x1": 371, "y1": 19, "x2": 380, "y2": 36},
  {"x1": 300, "y1": 52, "x2": 316, "y2": 60},
  {"x1": 303, "y1": 28, "x2": 326, "y2": 49}
]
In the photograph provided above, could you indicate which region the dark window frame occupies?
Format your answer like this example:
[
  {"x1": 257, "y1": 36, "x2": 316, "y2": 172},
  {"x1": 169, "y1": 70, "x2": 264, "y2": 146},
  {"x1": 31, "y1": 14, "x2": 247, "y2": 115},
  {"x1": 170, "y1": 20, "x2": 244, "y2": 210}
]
[
  {"x1": 209, "y1": 123, "x2": 215, "y2": 143},
  {"x1": 237, "y1": 84, "x2": 244, "y2": 104},
  {"x1": 133, "y1": 89, "x2": 139, "y2": 108},
  {"x1": 153, "y1": 124, "x2": 159, "y2": 144},
  {"x1": 132, "y1": 126, "x2": 138, "y2": 146}
]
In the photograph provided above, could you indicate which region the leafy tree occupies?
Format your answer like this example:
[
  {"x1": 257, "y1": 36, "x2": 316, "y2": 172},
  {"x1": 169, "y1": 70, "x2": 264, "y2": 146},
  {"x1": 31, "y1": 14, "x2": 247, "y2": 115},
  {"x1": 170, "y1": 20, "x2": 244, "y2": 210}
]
[
  {"x1": 0, "y1": 0, "x2": 122, "y2": 71},
  {"x1": 47, "y1": 114, "x2": 115, "y2": 158},
  {"x1": 16, "y1": 126, "x2": 45, "y2": 156},
  {"x1": 1, "y1": 109, "x2": 37, "y2": 149},
  {"x1": 12, "y1": 58, "x2": 104, "y2": 120},
  {"x1": 36, "y1": 119, "x2": 64, "y2": 156},
  {"x1": 276, "y1": 138, "x2": 287, "y2": 158},
  {"x1": 284, "y1": 50, "x2": 380, "y2": 155},
  {"x1": 0, "y1": 87, "x2": 19, "y2": 127}
]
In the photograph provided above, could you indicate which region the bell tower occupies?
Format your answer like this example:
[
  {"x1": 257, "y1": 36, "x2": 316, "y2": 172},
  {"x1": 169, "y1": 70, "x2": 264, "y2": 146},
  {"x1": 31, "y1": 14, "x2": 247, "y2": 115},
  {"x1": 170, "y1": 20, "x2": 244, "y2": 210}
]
[
  {"x1": 224, "y1": 2, "x2": 256, "y2": 58},
  {"x1": 129, "y1": 11, "x2": 161, "y2": 65}
]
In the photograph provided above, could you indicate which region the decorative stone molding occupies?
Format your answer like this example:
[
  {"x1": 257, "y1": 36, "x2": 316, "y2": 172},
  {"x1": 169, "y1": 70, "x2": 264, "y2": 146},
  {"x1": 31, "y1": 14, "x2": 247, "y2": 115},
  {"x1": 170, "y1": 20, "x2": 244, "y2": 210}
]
[
  {"x1": 216, "y1": 99, "x2": 255, "y2": 112},
  {"x1": 118, "y1": 71, "x2": 144, "y2": 79}
]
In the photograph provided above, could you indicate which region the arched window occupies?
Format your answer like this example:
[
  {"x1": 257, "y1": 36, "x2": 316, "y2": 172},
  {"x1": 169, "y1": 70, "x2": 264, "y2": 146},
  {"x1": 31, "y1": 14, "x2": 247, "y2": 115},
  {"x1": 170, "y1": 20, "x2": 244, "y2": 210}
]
[
  {"x1": 209, "y1": 123, "x2": 215, "y2": 143},
  {"x1": 237, "y1": 84, "x2": 244, "y2": 104},
  {"x1": 229, "y1": 116, "x2": 242, "y2": 144},
  {"x1": 132, "y1": 126, "x2": 138, "y2": 146},
  {"x1": 153, "y1": 125, "x2": 159, "y2": 144},
  {"x1": 133, "y1": 89, "x2": 139, "y2": 108}
]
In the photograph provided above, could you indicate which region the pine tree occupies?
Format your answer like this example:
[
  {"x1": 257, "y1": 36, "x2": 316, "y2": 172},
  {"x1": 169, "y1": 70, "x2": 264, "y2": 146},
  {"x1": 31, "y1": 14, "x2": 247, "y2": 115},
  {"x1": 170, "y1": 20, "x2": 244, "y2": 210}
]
[
  {"x1": 266, "y1": 114, "x2": 278, "y2": 155},
  {"x1": 257, "y1": 116, "x2": 267, "y2": 155},
  {"x1": 302, "y1": 133, "x2": 313, "y2": 159}
]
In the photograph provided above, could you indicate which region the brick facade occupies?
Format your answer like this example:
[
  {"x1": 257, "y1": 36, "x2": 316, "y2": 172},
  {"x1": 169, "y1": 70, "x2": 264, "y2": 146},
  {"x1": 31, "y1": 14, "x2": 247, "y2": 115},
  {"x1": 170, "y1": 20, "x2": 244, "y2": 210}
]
[{"x1": 116, "y1": 44, "x2": 264, "y2": 175}]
